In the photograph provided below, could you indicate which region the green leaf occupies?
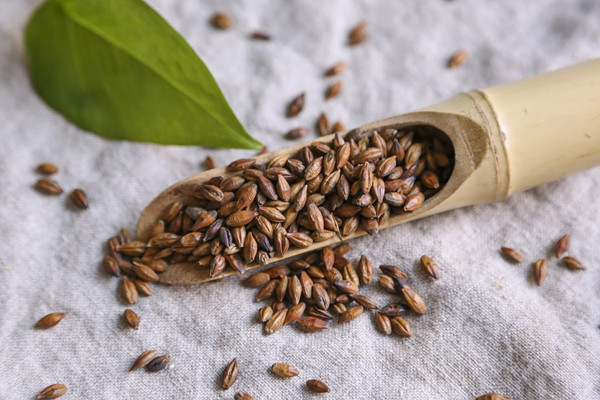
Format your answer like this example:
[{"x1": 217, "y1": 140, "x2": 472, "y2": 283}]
[{"x1": 24, "y1": 0, "x2": 262, "y2": 149}]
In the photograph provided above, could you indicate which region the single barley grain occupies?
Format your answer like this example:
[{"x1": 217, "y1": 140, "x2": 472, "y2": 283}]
[
  {"x1": 348, "y1": 21, "x2": 367, "y2": 45},
  {"x1": 211, "y1": 13, "x2": 233, "y2": 30},
  {"x1": 500, "y1": 247, "x2": 523, "y2": 263},
  {"x1": 271, "y1": 362, "x2": 300, "y2": 378},
  {"x1": 325, "y1": 81, "x2": 342, "y2": 100},
  {"x1": 325, "y1": 61, "x2": 347, "y2": 76},
  {"x1": 70, "y1": 188, "x2": 89, "y2": 209},
  {"x1": 36, "y1": 313, "x2": 66, "y2": 329},
  {"x1": 375, "y1": 311, "x2": 392, "y2": 335},
  {"x1": 122, "y1": 276, "x2": 139, "y2": 304},
  {"x1": 285, "y1": 127, "x2": 310, "y2": 140},
  {"x1": 265, "y1": 309, "x2": 287, "y2": 334},
  {"x1": 35, "y1": 178, "x2": 63, "y2": 194},
  {"x1": 554, "y1": 234, "x2": 570, "y2": 258},
  {"x1": 146, "y1": 355, "x2": 170, "y2": 372},
  {"x1": 562, "y1": 256, "x2": 585, "y2": 270},
  {"x1": 332, "y1": 121, "x2": 345, "y2": 133},
  {"x1": 307, "y1": 379, "x2": 330, "y2": 393},
  {"x1": 287, "y1": 93, "x2": 305, "y2": 117},
  {"x1": 129, "y1": 350, "x2": 157, "y2": 371},
  {"x1": 317, "y1": 113, "x2": 331, "y2": 136},
  {"x1": 338, "y1": 305, "x2": 363, "y2": 323},
  {"x1": 123, "y1": 309, "x2": 140, "y2": 330},
  {"x1": 205, "y1": 156, "x2": 217, "y2": 170},
  {"x1": 250, "y1": 31, "x2": 271, "y2": 40},
  {"x1": 420, "y1": 255, "x2": 439, "y2": 279},
  {"x1": 391, "y1": 317, "x2": 412, "y2": 337},
  {"x1": 448, "y1": 49, "x2": 468, "y2": 68},
  {"x1": 234, "y1": 392, "x2": 255, "y2": 400},
  {"x1": 37, "y1": 384, "x2": 67, "y2": 399},
  {"x1": 222, "y1": 358, "x2": 239, "y2": 389},
  {"x1": 36, "y1": 163, "x2": 58, "y2": 175},
  {"x1": 476, "y1": 395, "x2": 511, "y2": 400}
]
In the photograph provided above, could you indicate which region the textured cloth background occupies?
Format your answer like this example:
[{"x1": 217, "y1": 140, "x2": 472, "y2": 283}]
[{"x1": 1, "y1": 0, "x2": 600, "y2": 399}]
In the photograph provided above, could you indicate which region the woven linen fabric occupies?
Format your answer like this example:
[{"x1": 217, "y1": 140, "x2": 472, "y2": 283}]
[{"x1": 1, "y1": 0, "x2": 600, "y2": 398}]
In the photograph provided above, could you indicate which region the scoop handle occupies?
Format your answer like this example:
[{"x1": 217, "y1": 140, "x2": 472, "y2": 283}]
[{"x1": 476, "y1": 59, "x2": 600, "y2": 195}]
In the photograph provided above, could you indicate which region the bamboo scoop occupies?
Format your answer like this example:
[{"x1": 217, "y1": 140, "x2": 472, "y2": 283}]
[{"x1": 137, "y1": 59, "x2": 600, "y2": 285}]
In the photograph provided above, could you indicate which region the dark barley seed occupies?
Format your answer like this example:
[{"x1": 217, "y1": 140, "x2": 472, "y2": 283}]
[{"x1": 146, "y1": 355, "x2": 170, "y2": 372}]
